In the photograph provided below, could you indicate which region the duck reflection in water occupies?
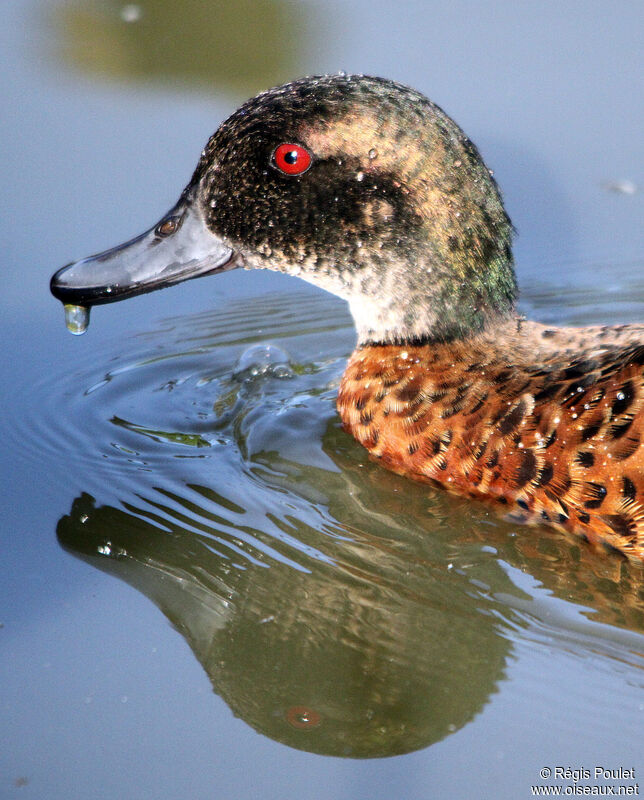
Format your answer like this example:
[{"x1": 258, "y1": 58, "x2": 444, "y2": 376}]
[
  {"x1": 57, "y1": 413, "x2": 643, "y2": 758},
  {"x1": 57, "y1": 487, "x2": 507, "y2": 757}
]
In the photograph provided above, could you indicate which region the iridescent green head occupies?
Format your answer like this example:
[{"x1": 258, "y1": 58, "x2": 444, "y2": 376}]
[{"x1": 52, "y1": 74, "x2": 517, "y2": 343}]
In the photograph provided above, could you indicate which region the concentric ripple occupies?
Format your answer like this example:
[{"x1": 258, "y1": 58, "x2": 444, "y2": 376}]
[
  {"x1": 12, "y1": 289, "x2": 353, "y2": 492},
  {"x1": 15, "y1": 280, "x2": 644, "y2": 700}
]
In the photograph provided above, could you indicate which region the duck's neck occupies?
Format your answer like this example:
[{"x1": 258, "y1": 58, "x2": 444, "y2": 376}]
[
  {"x1": 328, "y1": 160, "x2": 518, "y2": 345},
  {"x1": 345, "y1": 248, "x2": 518, "y2": 346},
  {"x1": 344, "y1": 102, "x2": 518, "y2": 344}
]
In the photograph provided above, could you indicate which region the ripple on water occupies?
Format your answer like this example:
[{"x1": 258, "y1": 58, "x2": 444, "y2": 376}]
[
  {"x1": 15, "y1": 282, "x2": 644, "y2": 748},
  {"x1": 13, "y1": 289, "x2": 352, "y2": 492}
]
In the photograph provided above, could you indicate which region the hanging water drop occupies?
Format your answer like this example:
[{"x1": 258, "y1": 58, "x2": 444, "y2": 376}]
[{"x1": 63, "y1": 304, "x2": 90, "y2": 335}]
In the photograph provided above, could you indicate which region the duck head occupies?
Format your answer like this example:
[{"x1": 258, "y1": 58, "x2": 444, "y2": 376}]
[{"x1": 51, "y1": 74, "x2": 517, "y2": 343}]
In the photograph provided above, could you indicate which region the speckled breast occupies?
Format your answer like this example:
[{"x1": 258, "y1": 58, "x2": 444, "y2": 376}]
[{"x1": 337, "y1": 342, "x2": 644, "y2": 560}]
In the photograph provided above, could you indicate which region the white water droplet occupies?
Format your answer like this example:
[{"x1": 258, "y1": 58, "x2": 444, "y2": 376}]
[
  {"x1": 604, "y1": 179, "x2": 637, "y2": 195},
  {"x1": 64, "y1": 304, "x2": 90, "y2": 335},
  {"x1": 356, "y1": 171, "x2": 365, "y2": 182},
  {"x1": 120, "y1": 4, "x2": 141, "y2": 23},
  {"x1": 368, "y1": 148, "x2": 378, "y2": 160}
]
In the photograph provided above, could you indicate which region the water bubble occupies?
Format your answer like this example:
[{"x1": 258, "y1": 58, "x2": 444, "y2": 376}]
[
  {"x1": 232, "y1": 344, "x2": 294, "y2": 381},
  {"x1": 286, "y1": 705, "x2": 321, "y2": 728},
  {"x1": 64, "y1": 304, "x2": 90, "y2": 335},
  {"x1": 603, "y1": 179, "x2": 637, "y2": 195},
  {"x1": 368, "y1": 148, "x2": 378, "y2": 160},
  {"x1": 120, "y1": 4, "x2": 142, "y2": 23}
]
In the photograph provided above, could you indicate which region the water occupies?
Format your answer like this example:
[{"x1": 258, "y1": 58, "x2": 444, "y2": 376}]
[
  {"x1": 64, "y1": 304, "x2": 90, "y2": 335},
  {"x1": 1, "y1": 1, "x2": 643, "y2": 798}
]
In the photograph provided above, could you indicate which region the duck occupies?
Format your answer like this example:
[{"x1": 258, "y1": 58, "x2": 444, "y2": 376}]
[{"x1": 50, "y1": 74, "x2": 644, "y2": 560}]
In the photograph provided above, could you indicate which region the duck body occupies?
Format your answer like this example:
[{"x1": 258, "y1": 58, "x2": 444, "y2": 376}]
[
  {"x1": 339, "y1": 320, "x2": 644, "y2": 558},
  {"x1": 50, "y1": 74, "x2": 644, "y2": 560}
]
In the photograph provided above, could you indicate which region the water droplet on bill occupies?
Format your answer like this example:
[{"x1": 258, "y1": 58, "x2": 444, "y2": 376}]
[{"x1": 63, "y1": 304, "x2": 90, "y2": 335}]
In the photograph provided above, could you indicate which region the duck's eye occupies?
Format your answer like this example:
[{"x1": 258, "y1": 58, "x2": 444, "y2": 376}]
[
  {"x1": 155, "y1": 216, "x2": 181, "y2": 237},
  {"x1": 272, "y1": 143, "x2": 312, "y2": 176}
]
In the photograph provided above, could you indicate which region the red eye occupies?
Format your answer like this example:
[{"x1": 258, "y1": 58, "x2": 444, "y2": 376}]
[{"x1": 273, "y1": 143, "x2": 312, "y2": 175}]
